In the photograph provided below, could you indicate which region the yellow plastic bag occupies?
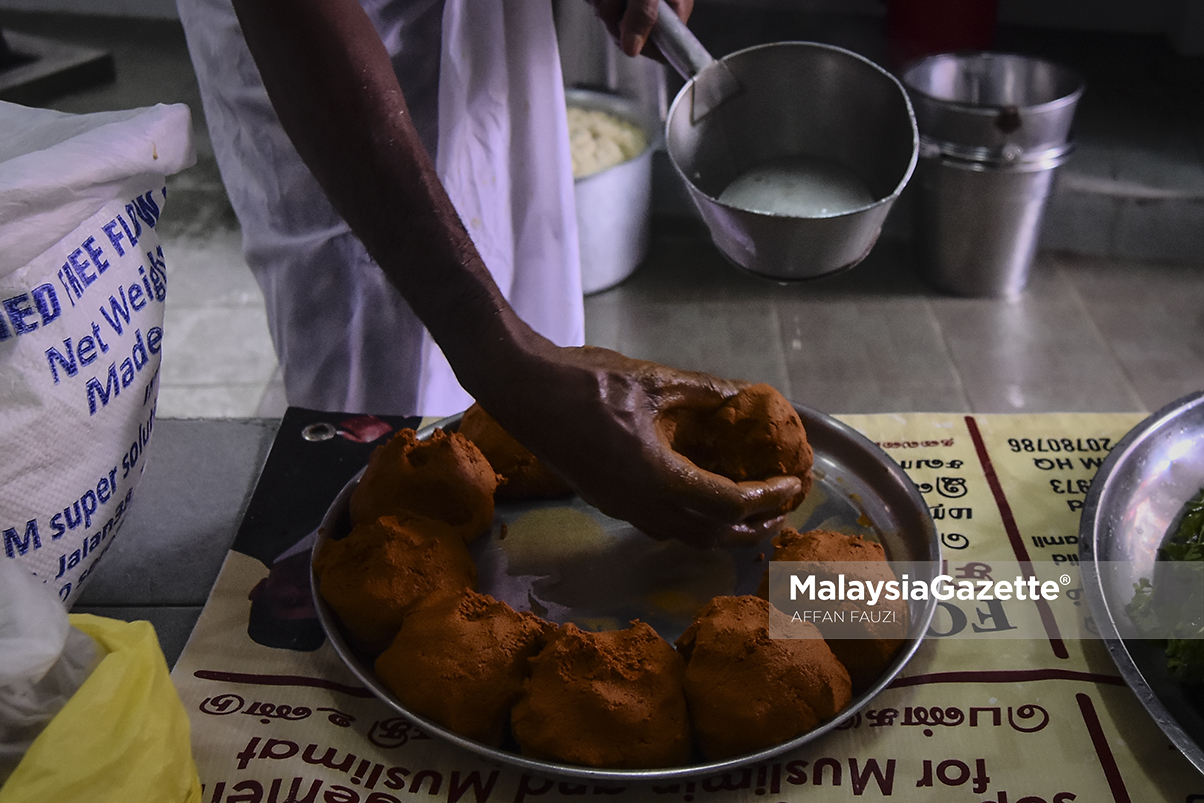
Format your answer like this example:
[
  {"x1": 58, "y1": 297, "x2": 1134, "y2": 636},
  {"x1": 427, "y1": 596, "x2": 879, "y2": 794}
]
[{"x1": 0, "y1": 614, "x2": 202, "y2": 803}]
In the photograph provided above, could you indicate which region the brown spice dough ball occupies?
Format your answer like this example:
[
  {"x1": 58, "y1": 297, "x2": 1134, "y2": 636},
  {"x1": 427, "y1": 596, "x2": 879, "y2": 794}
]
[
  {"x1": 511, "y1": 621, "x2": 692, "y2": 768},
  {"x1": 675, "y1": 595, "x2": 852, "y2": 760},
  {"x1": 314, "y1": 515, "x2": 477, "y2": 654},
  {"x1": 768, "y1": 526, "x2": 891, "y2": 564},
  {"x1": 757, "y1": 528, "x2": 908, "y2": 693},
  {"x1": 350, "y1": 427, "x2": 500, "y2": 543},
  {"x1": 458, "y1": 403, "x2": 573, "y2": 501},
  {"x1": 375, "y1": 590, "x2": 554, "y2": 746},
  {"x1": 662, "y1": 383, "x2": 813, "y2": 513}
]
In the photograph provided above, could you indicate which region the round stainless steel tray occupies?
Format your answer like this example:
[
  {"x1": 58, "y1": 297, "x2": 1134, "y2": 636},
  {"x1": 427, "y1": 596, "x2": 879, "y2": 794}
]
[
  {"x1": 312, "y1": 402, "x2": 939, "y2": 780},
  {"x1": 1079, "y1": 389, "x2": 1204, "y2": 774}
]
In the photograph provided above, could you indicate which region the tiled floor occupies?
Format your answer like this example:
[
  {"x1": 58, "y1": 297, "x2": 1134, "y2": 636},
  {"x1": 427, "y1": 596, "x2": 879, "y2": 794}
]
[
  {"x1": 4, "y1": 9, "x2": 1202, "y2": 420},
  {"x1": 584, "y1": 220, "x2": 1200, "y2": 415}
]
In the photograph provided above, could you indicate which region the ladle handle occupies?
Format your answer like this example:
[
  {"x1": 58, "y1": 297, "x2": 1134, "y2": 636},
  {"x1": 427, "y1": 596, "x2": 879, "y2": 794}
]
[{"x1": 652, "y1": 0, "x2": 716, "y2": 80}]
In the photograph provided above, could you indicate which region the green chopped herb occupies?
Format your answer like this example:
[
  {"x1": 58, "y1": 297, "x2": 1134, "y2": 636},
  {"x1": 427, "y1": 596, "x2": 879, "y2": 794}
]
[
  {"x1": 1163, "y1": 489, "x2": 1204, "y2": 564},
  {"x1": 1125, "y1": 488, "x2": 1204, "y2": 685}
]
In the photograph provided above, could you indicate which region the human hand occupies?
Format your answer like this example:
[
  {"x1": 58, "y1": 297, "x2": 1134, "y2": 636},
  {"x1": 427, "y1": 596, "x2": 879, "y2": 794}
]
[
  {"x1": 590, "y1": 0, "x2": 694, "y2": 59},
  {"x1": 482, "y1": 345, "x2": 803, "y2": 548}
]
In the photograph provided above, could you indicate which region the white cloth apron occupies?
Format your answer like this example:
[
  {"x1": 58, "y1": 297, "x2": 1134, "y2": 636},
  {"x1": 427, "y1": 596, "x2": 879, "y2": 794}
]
[{"x1": 177, "y1": 0, "x2": 584, "y2": 417}]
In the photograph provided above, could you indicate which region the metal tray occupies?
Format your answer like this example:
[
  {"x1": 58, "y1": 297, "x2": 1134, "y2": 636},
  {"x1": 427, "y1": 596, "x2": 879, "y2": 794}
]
[
  {"x1": 1079, "y1": 389, "x2": 1204, "y2": 774},
  {"x1": 311, "y1": 402, "x2": 939, "y2": 780}
]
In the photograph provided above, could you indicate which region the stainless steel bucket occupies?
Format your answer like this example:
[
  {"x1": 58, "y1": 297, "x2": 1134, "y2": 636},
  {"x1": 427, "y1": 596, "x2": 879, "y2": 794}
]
[
  {"x1": 568, "y1": 89, "x2": 658, "y2": 295},
  {"x1": 913, "y1": 145, "x2": 1071, "y2": 298},
  {"x1": 652, "y1": 3, "x2": 918, "y2": 282},
  {"x1": 902, "y1": 52, "x2": 1084, "y2": 298},
  {"x1": 903, "y1": 51, "x2": 1084, "y2": 159}
]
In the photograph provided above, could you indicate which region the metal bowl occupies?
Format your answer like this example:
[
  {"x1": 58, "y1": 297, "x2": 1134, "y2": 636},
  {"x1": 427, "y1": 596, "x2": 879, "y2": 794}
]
[
  {"x1": 1079, "y1": 389, "x2": 1204, "y2": 773},
  {"x1": 312, "y1": 402, "x2": 939, "y2": 780}
]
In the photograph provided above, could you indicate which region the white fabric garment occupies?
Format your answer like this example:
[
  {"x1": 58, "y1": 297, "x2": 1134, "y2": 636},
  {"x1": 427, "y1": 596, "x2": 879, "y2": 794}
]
[
  {"x1": 422, "y1": 0, "x2": 584, "y2": 413},
  {"x1": 177, "y1": 0, "x2": 584, "y2": 417}
]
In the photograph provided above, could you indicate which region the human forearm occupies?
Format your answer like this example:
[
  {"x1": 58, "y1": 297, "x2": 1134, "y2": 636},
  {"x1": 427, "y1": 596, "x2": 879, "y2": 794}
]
[
  {"x1": 229, "y1": 0, "x2": 801, "y2": 546},
  {"x1": 229, "y1": 0, "x2": 543, "y2": 394}
]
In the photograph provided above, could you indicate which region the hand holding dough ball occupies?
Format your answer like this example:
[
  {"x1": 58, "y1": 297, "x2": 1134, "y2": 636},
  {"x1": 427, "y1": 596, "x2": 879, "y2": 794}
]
[{"x1": 662, "y1": 383, "x2": 813, "y2": 515}]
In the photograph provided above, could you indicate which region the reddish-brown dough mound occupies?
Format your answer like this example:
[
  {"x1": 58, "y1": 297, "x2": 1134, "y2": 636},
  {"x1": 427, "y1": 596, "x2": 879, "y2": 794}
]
[
  {"x1": 663, "y1": 383, "x2": 813, "y2": 513},
  {"x1": 350, "y1": 427, "x2": 500, "y2": 543},
  {"x1": 375, "y1": 590, "x2": 554, "y2": 746},
  {"x1": 675, "y1": 595, "x2": 852, "y2": 760},
  {"x1": 768, "y1": 527, "x2": 890, "y2": 564},
  {"x1": 314, "y1": 515, "x2": 477, "y2": 654},
  {"x1": 511, "y1": 622, "x2": 692, "y2": 768},
  {"x1": 758, "y1": 528, "x2": 907, "y2": 692},
  {"x1": 458, "y1": 403, "x2": 573, "y2": 501}
]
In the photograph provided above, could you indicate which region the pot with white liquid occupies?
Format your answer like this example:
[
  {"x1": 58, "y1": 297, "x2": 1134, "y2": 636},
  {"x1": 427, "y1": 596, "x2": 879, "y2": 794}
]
[{"x1": 653, "y1": 2, "x2": 918, "y2": 281}]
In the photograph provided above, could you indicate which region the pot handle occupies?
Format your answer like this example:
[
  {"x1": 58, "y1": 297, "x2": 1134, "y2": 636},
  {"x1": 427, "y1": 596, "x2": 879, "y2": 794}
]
[
  {"x1": 652, "y1": 0, "x2": 716, "y2": 79},
  {"x1": 652, "y1": 0, "x2": 741, "y2": 122}
]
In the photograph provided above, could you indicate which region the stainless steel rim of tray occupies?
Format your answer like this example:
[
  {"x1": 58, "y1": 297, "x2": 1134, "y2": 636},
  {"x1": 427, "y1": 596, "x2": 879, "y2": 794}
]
[
  {"x1": 311, "y1": 402, "x2": 941, "y2": 781},
  {"x1": 1078, "y1": 389, "x2": 1204, "y2": 774}
]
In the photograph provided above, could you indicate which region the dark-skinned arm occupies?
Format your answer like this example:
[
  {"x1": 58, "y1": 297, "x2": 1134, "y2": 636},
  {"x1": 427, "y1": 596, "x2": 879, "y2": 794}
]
[{"x1": 230, "y1": 0, "x2": 800, "y2": 546}]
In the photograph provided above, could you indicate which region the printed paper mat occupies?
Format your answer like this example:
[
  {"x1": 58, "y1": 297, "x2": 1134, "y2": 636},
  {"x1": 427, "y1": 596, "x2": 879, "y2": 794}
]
[{"x1": 171, "y1": 410, "x2": 1204, "y2": 802}]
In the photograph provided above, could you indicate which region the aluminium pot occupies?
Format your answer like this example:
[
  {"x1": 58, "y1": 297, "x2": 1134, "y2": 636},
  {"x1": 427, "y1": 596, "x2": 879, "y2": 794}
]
[
  {"x1": 568, "y1": 88, "x2": 659, "y2": 295},
  {"x1": 652, "y1": 1, "x2": 918, "y2": 281}
]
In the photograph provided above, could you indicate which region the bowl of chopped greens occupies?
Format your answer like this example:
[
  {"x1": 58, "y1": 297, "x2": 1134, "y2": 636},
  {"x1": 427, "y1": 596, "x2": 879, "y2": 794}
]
[{"x1": 1080, "y1": 389, "x2": 1204, "y2": 773}]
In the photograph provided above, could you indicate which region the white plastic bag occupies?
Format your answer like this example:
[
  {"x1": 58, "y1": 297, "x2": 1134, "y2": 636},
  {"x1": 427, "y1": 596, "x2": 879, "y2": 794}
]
[
  {"x1": 0, "y1": 560, "x2": 98, "y2": 785},
  {"x1": 0, "y1": 102, "x2": 195, "y2": 605},
  {"x1": 0, "y1": 554, "x2": 202, "y2": 801}
]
